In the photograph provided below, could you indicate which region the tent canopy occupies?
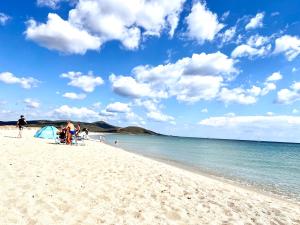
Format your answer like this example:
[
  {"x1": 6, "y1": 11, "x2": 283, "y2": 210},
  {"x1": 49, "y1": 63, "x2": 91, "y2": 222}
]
[{"x1": 34, "y1": 126, "x2": 58, "y2": 139}]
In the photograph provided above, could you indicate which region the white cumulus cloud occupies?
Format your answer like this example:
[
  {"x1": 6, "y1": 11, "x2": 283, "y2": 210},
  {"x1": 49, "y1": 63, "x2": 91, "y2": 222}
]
[
  {"x1": 186, "y1": 2, "x2": 224, "y2": 43},
  {"x1": 106, "y1": 102, "x2": 131, "y2": 113},
  {"x1": 62, "y1": 92, "x2": 87, "y2": 100},
  {"x1": 24, "y1": 98, "x2": 40, "y2": 108},
  {"x1": 27, "y1": 0, "x2": 185, "y2": 54},
  {"x1": 0, "y1": 72, "x2": 39, "y2": 89},
  {"x1": 37, "y1": 0, "x2": 75, "y2": 9},
  {"x1": 199, "y1": 114, "x2": 300, "y2": 142},
  {"x1": 61, "y1": 71, "x2": 104, "y2": 92},
  {"x1": 199, "y1": 115, "x2": 300, "y2": 128},
  {"x1": 147, "y1": 111, "x2": 175, "y2": 124},
  {"x1": 277, "y1": 82, "x2": 300, "y2": 104},
  {"x1": 25, "y1": 13, "x2": 101, "y2": 54},
  {"x1": 52, "y1": 105, "x2": 100, "y2": 120},
  {"x1": 110, "y1": 51, "x2": 238, "y2": 103},
  {"x1": 231, "y1": 44, "x2": 271, "y2": 59},
  {"x1": 245, "y1": 12, "x2": 264, "y2": 30},
  {"x1": 266, "y1": 72, "x2": 282, "y2": 82},
  {"x1": 247, "y1": 35, "x2": 269, "y2": 47},
  {"x1": 0, "y1": 13, "x2": 10, "y2": 26},
  {"x1": 273, "y1": 35, "x2": 300, "y2": 61}
]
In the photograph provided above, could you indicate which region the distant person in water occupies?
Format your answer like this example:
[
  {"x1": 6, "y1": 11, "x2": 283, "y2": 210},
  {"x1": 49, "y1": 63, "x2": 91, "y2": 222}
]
[
  {"x1": 66, "y1": 121, "x2": 75, "y2": 145},
  {"x1": 16, "y1": 115, "x2": 27, "y2": 138}
]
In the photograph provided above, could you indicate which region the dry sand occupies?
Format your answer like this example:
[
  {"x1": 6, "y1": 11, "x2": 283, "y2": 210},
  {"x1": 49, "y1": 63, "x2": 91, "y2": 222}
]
[{"x1": 0, "y1": 127, "x2": 299, "y2": 225}]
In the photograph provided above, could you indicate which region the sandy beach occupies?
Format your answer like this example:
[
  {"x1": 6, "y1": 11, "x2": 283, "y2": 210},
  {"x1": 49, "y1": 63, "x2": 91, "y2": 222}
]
[{"x1": 0, "y1": 127, "x2": 299, "y2": 225}]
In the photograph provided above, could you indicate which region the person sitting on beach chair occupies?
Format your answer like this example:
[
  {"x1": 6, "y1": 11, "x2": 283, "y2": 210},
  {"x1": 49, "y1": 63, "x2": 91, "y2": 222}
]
[
  {"x1": 82, "y1": 128, "x2": 89, "y2": 139},
  {"x1": 56, "y1": 126, "x2": 67, "y2": 143}
]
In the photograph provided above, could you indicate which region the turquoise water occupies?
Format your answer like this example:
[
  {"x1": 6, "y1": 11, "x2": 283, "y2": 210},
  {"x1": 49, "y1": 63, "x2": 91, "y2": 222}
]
[{"x1": 92, "y1": 134, "x2": 300, "y2": 201}]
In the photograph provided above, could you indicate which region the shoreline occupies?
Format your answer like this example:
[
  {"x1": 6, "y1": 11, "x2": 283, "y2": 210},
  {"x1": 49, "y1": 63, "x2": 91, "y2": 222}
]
[
  {"x1": 1, "y1": 128, "x2": 300, "y2": 224},
  {"x1": 100, "y1": 138, "x2": 300, "y2": 206}
]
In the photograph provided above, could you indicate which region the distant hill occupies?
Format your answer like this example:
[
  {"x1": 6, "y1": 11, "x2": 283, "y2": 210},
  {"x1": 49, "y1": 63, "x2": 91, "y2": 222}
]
[
  {"x1": 117, "y1": 126, "x2": 158, "y2": 135},
  {"x1": 0, "y1": 120, "x2": 160, "y2": 135}
]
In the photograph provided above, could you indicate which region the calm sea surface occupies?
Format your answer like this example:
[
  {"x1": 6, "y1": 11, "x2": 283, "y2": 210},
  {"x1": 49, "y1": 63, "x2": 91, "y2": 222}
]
[{"x1": 91, "y1": 134, "x2": 300, "y2": 201}]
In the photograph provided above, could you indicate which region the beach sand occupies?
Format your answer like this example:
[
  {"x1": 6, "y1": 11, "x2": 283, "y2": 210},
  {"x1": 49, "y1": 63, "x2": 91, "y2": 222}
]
[{"x1": 0, "y1": 128, "x2": 299, "y2": 225}]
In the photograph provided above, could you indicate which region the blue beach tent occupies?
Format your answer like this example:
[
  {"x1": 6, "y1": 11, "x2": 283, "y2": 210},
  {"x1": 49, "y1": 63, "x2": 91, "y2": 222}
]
[{"x1": 34, "y1": 126, "x2": 58, "y2": 139}]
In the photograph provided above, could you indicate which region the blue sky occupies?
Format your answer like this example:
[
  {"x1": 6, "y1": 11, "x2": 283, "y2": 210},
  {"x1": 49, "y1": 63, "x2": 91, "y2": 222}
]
[{"x1": 1, "y1": 0, "x2": 300, "y2": 142}]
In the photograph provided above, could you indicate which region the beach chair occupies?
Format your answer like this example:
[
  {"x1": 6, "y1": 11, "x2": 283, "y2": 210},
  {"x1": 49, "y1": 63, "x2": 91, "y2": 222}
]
[{"x1": 71, "y1": 134, "x2": 85, "y2": 146}]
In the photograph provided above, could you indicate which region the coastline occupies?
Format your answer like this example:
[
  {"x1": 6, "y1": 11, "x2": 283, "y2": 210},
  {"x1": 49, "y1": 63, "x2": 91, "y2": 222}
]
[
  {"x1": 1, "y1": 127, "x2": 300, "y2": 224},
  {"x1": 100, "y1": 136, "x2": 300, "y2": 205},
  {"x1": 93, "y1": 133, "x2": 300, "y2": 204}
]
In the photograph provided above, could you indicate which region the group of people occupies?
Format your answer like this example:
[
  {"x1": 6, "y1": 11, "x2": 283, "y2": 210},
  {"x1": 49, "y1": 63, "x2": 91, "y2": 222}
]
[
  {"x1": 16, "y1": 115, "x2": 89, "y2": 143},
  {"x1": 57, "y1": 121, "x2": 89, "y2": 144}
]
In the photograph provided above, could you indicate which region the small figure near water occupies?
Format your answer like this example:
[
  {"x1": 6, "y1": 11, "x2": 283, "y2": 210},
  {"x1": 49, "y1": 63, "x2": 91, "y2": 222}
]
[
  {"x1": 99, "y1": 136, "x2": 104, "y2": 142},
  {"x1": 114, "y1": 140, "x2": 118, "y2": 145},
  {"x1": 16, "y1": 115, "x2": 27, "y2": 138}
]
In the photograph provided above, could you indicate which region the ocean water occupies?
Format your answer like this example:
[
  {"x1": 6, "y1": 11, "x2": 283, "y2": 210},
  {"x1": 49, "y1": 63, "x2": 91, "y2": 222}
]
[{"x1": 92, "y1": 134, "x2": 300, "y2": 201}]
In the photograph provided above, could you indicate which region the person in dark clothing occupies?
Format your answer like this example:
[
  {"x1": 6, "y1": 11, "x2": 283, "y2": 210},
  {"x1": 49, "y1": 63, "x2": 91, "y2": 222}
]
[
  {"x1": 16, "y1": 115, "x2": 27, "y2": 138},
  {"x1": 82, "y1": 128, "x2": 89, "y2": 139}
]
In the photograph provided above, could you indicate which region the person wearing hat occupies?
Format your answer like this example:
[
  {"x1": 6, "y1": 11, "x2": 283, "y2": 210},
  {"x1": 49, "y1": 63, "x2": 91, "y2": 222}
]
[{"x1": 16, "y1": 115, "x2": 27, "y2": 138}]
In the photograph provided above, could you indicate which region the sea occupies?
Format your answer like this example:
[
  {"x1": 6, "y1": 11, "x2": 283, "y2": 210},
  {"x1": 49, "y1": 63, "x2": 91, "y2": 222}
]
[{"x1": 91, "y1": 134, "x2": 300, "y2": 202}]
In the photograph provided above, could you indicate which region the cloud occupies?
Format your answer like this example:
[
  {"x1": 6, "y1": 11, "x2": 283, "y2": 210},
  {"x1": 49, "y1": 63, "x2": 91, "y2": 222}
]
[
  {"x1": 186, "y1": 2, "x2": 224, "y2": 43},
  {"x1": 200, "y1": 115, "x2": 300, "y2": 128},
  {"x1": 24, "y1": 98, "x2": 40, "y2": 108},
  {"x1": 134, "y1": 99, "x2": 161, "y2": 112},
  {"x1": 37, "y1": 0, "x2": 62, "y2": 8},
  {"x1": 245, "y1": 12, "x2": 264, "y2": 30},
  {"x1": 292, "y1": 109, "x2": 298, "y2": 114},
  {"x1": 109, "y1": 74, "x2": 161, "y2": 98},
  {"x1": 277, "y1": 82, "x2": 300, "y2": 104},
  {"x1": 52, "y1": 105, "x2": 100, "y2": 120},
  {"x1": 123, "y1": 111, "x2": 145, "y2": 126},
  {"x1": 110, "y1": 51, "x2": 238, "y2": 103},
  {"x1": 218, "y1": 74, "x2": 278, "y2": 105},
  {"x1": 147, "y1": 110, "x2": 175, "y2": 124},
  {"x1": 27, "y1": 0, "x2": 185, "y2": 54},
  {"x1": 201, "y1": 108, "x2": 208, "y2": 113},
  {"x1": 218, "y1": 87, "x2": 257, "y2": 105},
  {"x1": 172, "y1": 75, "x2": 223, "y2": 103},
  {"x1": 61, "y1": 71, "x2": 104, "y2": 92},
  {"x1": 273, "y1": 35, "x2": 300, "y2": 61},
  {"x1": 106, "y1": 102, "x2": 130, "y2": 113},
  {"x1": 0, "y1": 13, "x2": 10, "y2": 26},
  {"x1": 62, "y1": 92, "x2": 87, "y2": 100},
  {"x1": 199, "y1": 115, "x2": 300, "y2": 141},
  {"x1": 0, "y1": 72, "x2": 39, "y2": 89},
  {"x1": 266, "y1": 72, "x2": 282, "y2": 82},
  {"x1": 231, "y1": 44, "x2": 271, "y2": 58},
  {"x1": 271, "y1": 12, "x2": 280, "y2": 17},
  {"x1": 219, "y1": 26, "x2": 236, "y2": 44},
  {"x1": 25, "y1": 13, "x2": 101, "y2": 54},
  {"x1": 247, "y1": 35, "x2": 270, "y2": 47},
  {"x1": 220, "y1": 11, "x2": 230, "y2": 21},
  {"x1": 36, "y1": 0, "x2": 75, "y2": 9}
]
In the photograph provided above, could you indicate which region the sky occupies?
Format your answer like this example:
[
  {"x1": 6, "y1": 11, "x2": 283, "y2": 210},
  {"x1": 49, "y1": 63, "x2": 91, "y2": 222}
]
[{"x1": 0, "y1": 0, "x2": 300, "y2": 142}]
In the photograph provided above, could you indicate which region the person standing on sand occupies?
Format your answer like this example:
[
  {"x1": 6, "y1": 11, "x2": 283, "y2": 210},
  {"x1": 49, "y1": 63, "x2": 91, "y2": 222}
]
[
  {"x1": 65, "y1": 121, "x2": 75, "y2": 145},
  {"x1": 16, "y1": 115, "x2": 27, "y2": 138}
]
